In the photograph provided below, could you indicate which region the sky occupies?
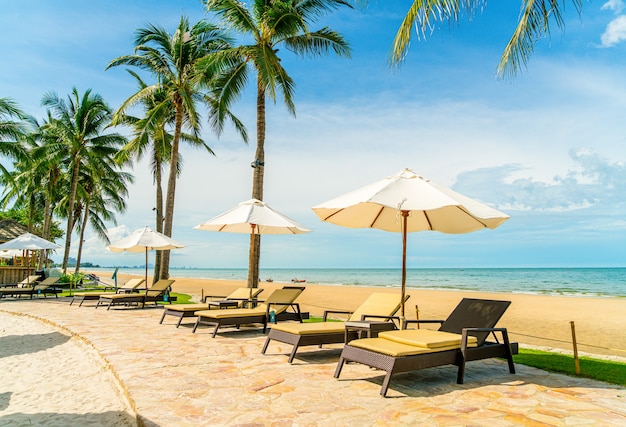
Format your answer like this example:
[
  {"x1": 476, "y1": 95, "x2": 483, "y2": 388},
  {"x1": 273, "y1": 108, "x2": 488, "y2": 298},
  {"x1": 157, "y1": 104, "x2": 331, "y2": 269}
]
[{"x1": 1, "y1": 1, "x2": 625, "y2": 270}]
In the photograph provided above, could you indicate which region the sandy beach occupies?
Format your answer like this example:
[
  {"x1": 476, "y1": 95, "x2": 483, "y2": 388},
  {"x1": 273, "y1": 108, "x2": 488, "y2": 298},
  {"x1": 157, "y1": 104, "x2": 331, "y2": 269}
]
[{"x1": 1, "y1": 273, "x2": 625, "y2": 426}]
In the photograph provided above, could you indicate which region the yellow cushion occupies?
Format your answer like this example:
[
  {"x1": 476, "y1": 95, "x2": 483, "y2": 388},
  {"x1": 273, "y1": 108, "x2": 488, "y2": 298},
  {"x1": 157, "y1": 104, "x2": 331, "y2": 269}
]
[
  {"x1": 164, "y1": 304, "x2": 208, "y2": 312},
  {"x1": 348, "y1": 293, "x2": 402, "y2": 322},
  {"x1": 194, "y1": 307, "x2": 266, "y2": 319},
  {"x1": 378, "y1": 329, "x2": 478, "y2": 349},
  {"x1": 75, "y1": 292, "x2": 111, "y2": 297},
  {"x1": 348, "y1": 338, "x2": 458, "y2": 357},
  {"x1": 100, "y1": 293, "x2": 142, "y2": 299},
  {"x1": 270, "y1": 322, "x2": 346, "y2": 335}
]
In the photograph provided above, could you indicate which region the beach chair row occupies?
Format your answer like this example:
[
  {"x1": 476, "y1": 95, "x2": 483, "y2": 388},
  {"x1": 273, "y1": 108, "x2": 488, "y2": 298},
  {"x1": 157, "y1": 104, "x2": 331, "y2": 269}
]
[{"x1": 68, "y1": 279, "x2": 517, "y2": 397}]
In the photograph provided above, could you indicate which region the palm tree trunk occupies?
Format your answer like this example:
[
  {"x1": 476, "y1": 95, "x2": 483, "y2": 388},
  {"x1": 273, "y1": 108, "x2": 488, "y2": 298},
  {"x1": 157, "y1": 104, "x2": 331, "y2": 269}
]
[
  {"x1": 74, "y1": 202, "x2": 89, "y2": 274},
  {"x1": 40, "y1": 197, "x2": 52, "y2": 270},
  {"x1": 247, "y1": 81, "x2": 266, "y2": 289},
  {"x1": 153, "y1": 156, "x2": 164, "y2": 285},
  {"x1": 62, "y1": 158, "x2": 81, "y2": 273},
  {"x1": 161, "y1": 96, "x2": 184, "y2": 280}
]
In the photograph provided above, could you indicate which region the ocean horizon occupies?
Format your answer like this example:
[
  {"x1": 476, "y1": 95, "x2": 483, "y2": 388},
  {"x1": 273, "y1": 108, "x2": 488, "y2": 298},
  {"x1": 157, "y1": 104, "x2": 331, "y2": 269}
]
[{"x1": 86, "y1": 267, "x2": 626, "y2": 298}]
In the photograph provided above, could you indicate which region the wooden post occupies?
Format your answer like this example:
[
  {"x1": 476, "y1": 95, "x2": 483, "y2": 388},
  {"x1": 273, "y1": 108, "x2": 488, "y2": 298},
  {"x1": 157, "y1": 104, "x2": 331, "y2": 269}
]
[
  {"x1": 570, "y1": 321, "x2": 581, "y2": 375},
  {"x1": 415, "y1": 304, "x2": 420, "y2": 329}
]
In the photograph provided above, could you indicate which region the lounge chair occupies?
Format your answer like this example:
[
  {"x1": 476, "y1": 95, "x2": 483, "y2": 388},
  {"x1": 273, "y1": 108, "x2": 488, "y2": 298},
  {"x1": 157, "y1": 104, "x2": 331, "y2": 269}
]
[
  {"x1": 159, "y1": 287, "x2": 264, "y2": 328},
  {"x1": 0, "y1": 275, "x2": 42, "y2": 289},
  {"x1": 262, "y1": 292, "x2": 407, "y2": 363},
  {"x1": 96, "y1": 279, "x2": 175, "y2": 310},
  {"x1": 0, "y1": 277, "x2": 60, "y2": 299},
  {"x1": 192, "y1": 286, "x2": 306, "y2": 337},
  {"x1": 70, "y1": 278, "x2": 146, "y2": 306},
  {"x1": 334, "y1": 298, "x2": 517, "y2": 396}
]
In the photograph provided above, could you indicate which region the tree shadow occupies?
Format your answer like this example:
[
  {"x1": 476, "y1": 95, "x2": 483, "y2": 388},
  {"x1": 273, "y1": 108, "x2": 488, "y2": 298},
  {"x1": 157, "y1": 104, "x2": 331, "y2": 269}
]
[
  {"x1": 0, "y1": 392, "x2": 11, "y2": 411},
  {"x1": 0, "y1": 411, "x2": 138, "y2": 426},
  {"x1": 0, "y1": 332, "x2": 70, "y2": 358}
]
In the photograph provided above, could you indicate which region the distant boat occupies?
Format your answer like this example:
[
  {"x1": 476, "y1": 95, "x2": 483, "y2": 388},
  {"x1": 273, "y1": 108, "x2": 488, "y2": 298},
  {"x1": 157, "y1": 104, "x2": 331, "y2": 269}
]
[
  {"x1": 291, "y1": 278, "x2": 306, "y2": 283},
  {"x1": 266, "y1": 277, "x2": 274, "y2": 282}
]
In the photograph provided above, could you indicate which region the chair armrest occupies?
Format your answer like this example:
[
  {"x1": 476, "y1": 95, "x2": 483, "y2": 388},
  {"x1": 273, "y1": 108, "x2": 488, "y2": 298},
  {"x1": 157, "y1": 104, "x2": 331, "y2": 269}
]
[
  {"x1": 359, "y1": 314, "x2": 399, "y2": 321},
  {"x1": 323, "y1": 309, "x2": 353, "y2": 321},
  {"x1": 461, "y1": 327, "x2": 511, "y2": 348},
  {"x1": 402, "y1": 319, "x2": 445, "y2": 329},
  {"x1": 266, "y1": 301, "x2": 298, "y2": 311},
  {"x1": 203, "y1": 294, "x2": 228, "y2": 302}
]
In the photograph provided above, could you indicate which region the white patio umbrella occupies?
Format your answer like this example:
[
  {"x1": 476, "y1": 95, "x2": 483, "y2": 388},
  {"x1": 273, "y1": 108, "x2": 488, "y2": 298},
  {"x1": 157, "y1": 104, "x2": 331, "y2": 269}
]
[
  {"x1": 0, "y1": 249, "x2": 22, "y2": 258},
  {"x1": 312, "y1": 168, "x2": 509, "y2": 318},
  {"x1": 194, "y1": 198, "x2": 311, "y2": 291},
  {"x1": 0, "y1": 233, "x2": 62, "y2": 284},
  {"x1": 107, "y1": 227, "x2": 185, "y2": 288}
]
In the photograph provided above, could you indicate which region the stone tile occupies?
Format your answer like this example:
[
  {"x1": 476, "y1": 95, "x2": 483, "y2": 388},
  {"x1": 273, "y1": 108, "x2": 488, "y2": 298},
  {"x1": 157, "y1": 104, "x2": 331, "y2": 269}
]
[{"x1": 1, "y1": 298, "x2": 625, "y2": 426}]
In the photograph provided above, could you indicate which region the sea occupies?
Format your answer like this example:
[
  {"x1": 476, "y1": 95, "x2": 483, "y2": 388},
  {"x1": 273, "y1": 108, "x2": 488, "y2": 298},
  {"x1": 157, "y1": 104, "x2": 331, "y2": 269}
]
[{"x1": 87, "y1": 267, "x2": 626, "y2": 298}]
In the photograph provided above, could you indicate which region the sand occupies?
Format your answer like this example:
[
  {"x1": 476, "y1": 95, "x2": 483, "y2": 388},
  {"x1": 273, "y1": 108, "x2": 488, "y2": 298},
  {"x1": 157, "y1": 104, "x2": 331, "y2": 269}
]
[{"x1": 0, "y1": 312, "x2": 136, "y2": 425}]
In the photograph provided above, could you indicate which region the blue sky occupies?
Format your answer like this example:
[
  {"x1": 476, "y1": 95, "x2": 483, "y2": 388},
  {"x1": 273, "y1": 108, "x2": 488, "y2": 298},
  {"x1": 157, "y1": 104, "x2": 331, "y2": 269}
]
[{"x1": 1, "y1": 1, "x2": 625, "y2": 269}]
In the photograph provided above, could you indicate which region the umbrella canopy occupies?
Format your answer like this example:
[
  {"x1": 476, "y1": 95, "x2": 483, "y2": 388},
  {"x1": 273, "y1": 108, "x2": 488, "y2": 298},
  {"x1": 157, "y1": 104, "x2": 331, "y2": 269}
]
[
  {"x1": 0, "y1": 233, "x2": 61, "y2": 284},
  {"x1": 312, "y1": 168, "x2": 509, "y2": 318},
  {"x1": 0, "y1": 249, "x2": 24, "y2": 259},
  {"x1": 194, "y1": 199, "x2": 311, "y2": 289},
  {"x1": 108, "y1": 227, "x2": 185, "y2": 286},
  {"x1": 195, "y1": 199, "x2": 312, "y2": 235},
  {"x1": 0, "y1": 232, "x2": 61, "y2": 250}
]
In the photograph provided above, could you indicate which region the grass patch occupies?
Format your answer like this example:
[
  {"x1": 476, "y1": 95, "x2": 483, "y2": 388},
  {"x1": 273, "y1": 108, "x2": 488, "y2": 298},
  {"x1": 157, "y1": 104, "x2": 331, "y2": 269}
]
[
  {"x1": 303, "y1": 315, "x2": 344, "y2": 323},
  {"x1": 514, "y1": 348, "x2": 626, "y2": 387}
]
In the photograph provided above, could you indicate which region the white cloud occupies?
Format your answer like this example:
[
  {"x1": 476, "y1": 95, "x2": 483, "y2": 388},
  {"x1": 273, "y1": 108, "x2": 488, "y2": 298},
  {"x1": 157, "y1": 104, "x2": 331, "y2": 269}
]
[
  {"x1": 601, "y1": 15, "x2": 626, "y2": 47},
  {"x1": 453, "y1": 149, "x2": 626, "y2": 213},
  {"x1": 601, "y1": 0, "x2": 624, "y2": 14}
]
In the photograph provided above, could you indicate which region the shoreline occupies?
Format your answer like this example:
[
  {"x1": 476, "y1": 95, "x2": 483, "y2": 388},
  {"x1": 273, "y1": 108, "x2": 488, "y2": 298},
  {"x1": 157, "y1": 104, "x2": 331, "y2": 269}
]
[
  {"x1": 86, "y1": 266, "x2": 626, "y2": 299},
  {"x1": 98, "y1": 271, "x2": 626, "y2": 360}
]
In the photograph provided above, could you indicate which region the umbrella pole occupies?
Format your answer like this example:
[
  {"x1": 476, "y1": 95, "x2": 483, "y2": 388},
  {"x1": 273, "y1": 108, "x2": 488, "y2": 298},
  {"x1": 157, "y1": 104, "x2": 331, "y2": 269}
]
[
  {"x1": 401, "y1": 211, "x2": 409, "y2": 324},
  {"x1": 145, "y1": 248, "x2": 149, "y2": 289},
  {"x1": 249, "y1": 224, "x2": 257, "y2": 302}
]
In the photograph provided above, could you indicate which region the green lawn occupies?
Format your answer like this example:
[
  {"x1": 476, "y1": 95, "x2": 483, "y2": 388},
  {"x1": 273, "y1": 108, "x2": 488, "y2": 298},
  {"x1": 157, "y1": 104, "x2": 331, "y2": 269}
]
[{"x1": 514, "y1": 348, "x2": 626, "y2": 387}]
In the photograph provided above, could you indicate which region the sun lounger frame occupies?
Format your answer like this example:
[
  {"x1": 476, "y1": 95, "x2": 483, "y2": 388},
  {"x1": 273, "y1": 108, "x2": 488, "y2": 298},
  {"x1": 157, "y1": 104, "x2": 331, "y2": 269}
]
[
  {"x1": 262, "y1": 293, "x2": 409, "y2": 363},
  {"x1": 262, "y1": 313, "x2": 400, "y2": 363},
  {"x1": 334, "y1": 327, "x2": 517, "y2": 396},
  {"x1": 192, "y1": 301, "x2": 305, "y2": 337},
  {"x1": 333, "y1": 298, "x2": 518, "y2": 396}
]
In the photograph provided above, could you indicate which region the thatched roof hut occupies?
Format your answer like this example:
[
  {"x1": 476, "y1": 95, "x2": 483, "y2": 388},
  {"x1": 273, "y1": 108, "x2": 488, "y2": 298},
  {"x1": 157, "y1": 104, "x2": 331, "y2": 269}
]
[{"x1": 0, "y1": 219, "x2": 29, "y2": 243}]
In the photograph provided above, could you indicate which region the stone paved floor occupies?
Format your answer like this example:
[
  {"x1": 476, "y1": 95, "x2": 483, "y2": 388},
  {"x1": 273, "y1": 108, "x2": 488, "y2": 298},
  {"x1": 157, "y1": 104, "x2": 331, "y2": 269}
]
[{"x1": 1, "y1": 297, "x2": 625, "y2": 426}]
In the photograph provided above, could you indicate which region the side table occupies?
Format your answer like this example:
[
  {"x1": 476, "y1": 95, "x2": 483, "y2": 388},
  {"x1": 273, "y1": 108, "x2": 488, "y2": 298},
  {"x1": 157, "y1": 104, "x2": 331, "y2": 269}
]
[{"x1": 344, "y1": 320, "x2": 396, "y2": 343}]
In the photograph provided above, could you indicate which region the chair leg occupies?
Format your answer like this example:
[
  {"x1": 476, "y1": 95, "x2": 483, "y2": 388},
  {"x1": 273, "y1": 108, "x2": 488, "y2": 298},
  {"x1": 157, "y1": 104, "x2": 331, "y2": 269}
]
[
  {"x1": 288, "y1": 343, "x2": 300, "y2": 364},
  {"x1": 380, "y1": 371, "x2": 393, "y2": 397},
  {"x1": 192, "y1": 317, "x2": 201, "y2": 333},
  {"x1": 261, "y1": 336, "x2": 271, "y2": 354},
  {"x1": 159, "y1": 310, "x2": 167, "y2": 324},
  {"x1": 334, "y1": 356, "x2": 346, "y2": 379}
]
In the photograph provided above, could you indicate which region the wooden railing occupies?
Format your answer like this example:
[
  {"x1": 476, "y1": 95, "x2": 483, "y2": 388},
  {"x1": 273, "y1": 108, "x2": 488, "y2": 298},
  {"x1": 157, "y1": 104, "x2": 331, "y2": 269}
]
[{"x1": 0, "y1": 266, "x2": 32, "y2": 285}]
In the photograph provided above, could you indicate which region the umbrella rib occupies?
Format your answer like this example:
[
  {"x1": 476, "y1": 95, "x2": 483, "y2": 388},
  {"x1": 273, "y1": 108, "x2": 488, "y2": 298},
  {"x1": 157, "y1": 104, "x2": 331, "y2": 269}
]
[
  {"x1": 369, "y1": 206, "x2": 385, "y2": 228},
  {"x1": 423, "y1": 210, "x2": 434, "y2": 230},
  {"x1": 454, "y1": 206, "x2": 489, "y2": 228}
]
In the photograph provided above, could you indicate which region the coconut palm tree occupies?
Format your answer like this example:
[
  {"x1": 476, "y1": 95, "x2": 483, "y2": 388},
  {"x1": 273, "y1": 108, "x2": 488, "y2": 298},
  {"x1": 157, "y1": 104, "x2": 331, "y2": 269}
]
[
  {"x1": 200, "y1": 0, "x2": 352, "y2": 287},
  {"x1": 107, "y1": 16, "x2": 247, "y2": 280},
  {"x1": 356, "y1": 0, "x2": 583, "y2": 78},
  {"x1": 72, "y1": 161, "x2": 133, "y2": 273},
  {"x1": 41, "y1": 87, "x2": 127, "y2": 272},
  {"x1": 0, "y1": 97, "x2": 29, "y2": 178},
  {"x1": 112, "y1": 70, "x2": 209, "y2": 282}
]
